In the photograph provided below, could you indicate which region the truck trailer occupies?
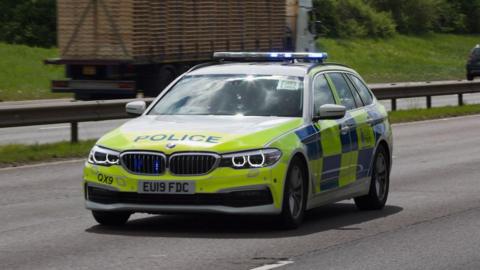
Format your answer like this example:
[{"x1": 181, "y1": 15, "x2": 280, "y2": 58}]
[{"x1": 46, "y1": 0, "x2": 317, "y2": 100}]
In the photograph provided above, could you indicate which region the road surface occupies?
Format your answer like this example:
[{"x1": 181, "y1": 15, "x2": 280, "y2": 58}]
[{"x1": 1, "y1": 115, "x2": 480, "y2": 269}]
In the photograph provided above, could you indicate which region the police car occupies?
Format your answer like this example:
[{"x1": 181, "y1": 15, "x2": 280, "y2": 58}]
[{"x1": 84, "y1": 52, "x2": 393, "y2": 228}]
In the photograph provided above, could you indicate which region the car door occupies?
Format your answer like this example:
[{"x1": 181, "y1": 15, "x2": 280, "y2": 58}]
[
  {"x1": 324, "y1": 72, "x2": 361, "y2": 188},
  {"x1": 346, "y1": 74, "x2": 378, "y2": 180},
  {"x1": 310, "y1": 74, "x2": 344, "y2": 194},
  {"x1": 307, "y1": 74, "x2": 351, "y2": 193}
]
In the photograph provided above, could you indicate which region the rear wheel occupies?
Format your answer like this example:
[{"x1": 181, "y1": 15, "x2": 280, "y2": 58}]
[
  {"x1": 278, "y1": 157, "x2": 307, "y2": 229},
  {"x1": 92, "y1": 211, "x2": 130, "y2": 226},
  {"x1": 354, "y1": 146, "x2": 389, "y2": 210},
  {"x1": 467, "y1": 74, "x2": 474, "y2": 81}
]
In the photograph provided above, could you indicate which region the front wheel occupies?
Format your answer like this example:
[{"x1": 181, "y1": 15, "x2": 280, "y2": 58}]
[
  {"x1": 92, "y1": 211, "x2": 130, "y2": 226},
  {"x1": 278, "y1": 157, "x2": 307, "y2": 229},
  {"x1": 467, "y1": 74, "x2": 474, "y2": 81},
  {"x1": 354, "y1": 146, "x2": 390, "y2": 210}
]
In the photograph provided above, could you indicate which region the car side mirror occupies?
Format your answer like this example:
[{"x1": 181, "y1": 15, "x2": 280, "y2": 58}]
[
  {"x1": 313, "y1": 104, "x2": 346, "y2": 122},
  {"x1": 126, "y1": 101, "x2": 146, "y2": 116}
]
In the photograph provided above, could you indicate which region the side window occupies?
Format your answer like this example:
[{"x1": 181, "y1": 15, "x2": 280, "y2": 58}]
[
  {"x1": 328, "y1": 72, "x2": 356, "y2": 110},
  {"x1": 313, "y1": 74, "x2": 336, "y2": 114},
  {"x1": 344, "y1": 74, "x2": 364, "y2": 107},
  {"x1": 348, "y1": 74, "x2": 373, "y2": 105}
]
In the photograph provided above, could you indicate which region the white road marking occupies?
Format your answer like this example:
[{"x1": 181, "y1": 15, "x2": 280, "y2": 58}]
[
  {"x1": 39, "y1": 125, "x2": 70, "y2": 130},
  {"x1": 250, "y1": 260, "x2": 294, "y2": 270}
]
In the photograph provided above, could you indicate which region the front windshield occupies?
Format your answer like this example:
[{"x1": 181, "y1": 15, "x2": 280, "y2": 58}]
[{"x1": 149, "y1": 74, "x2": 304, "y2": 117}]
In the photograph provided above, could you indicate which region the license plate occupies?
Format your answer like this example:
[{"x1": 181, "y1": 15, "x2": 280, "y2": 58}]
[
  {"x1": 138, "y1": 181, "x2": 195, "y2": 194},
  {"x1": 82, "y1": 66, "x2": 96, "y2": 76}
]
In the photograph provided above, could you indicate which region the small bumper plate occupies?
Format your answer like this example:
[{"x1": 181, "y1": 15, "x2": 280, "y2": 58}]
[
  {"x1": 82, "y1": 66, "x2": 96, "y2": 76},
  {"x1": 138, "y1": 181, "x2": 195, "y2": 194}
]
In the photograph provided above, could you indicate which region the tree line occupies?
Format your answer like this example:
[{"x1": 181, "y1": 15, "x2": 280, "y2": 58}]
[
  {"x1": 314, "y1": 0, "x2": 480, "y2": 38},
  {"x1": 0, "y1": 0, "x2": 56, "y2": 48}
]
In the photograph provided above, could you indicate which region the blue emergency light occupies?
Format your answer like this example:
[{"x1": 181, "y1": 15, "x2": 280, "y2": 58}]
[{"x1": 213, "y1": 52, "x2": 328, "y2": 62}]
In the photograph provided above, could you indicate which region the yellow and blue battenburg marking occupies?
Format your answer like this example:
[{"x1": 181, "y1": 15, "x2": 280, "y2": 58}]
[{"x1": 295, "y1": 108, "x2": 384, "y2": 193}]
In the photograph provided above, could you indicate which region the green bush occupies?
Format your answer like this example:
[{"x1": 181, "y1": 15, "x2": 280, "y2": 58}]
[
  {"x1": 459, "y1": 0, "x2": 480, "y2": 33},
  {"x1": 314, "y1": 0, "x2": 396, "y2": 38},
  {"x1": 368, "y1": 0, "x2": 441, "y2": 34},
  {"x1": 0, "y1": 0, "x2": 56, "y2": 48}
]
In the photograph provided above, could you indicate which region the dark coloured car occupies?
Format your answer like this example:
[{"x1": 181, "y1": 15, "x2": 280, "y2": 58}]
[{"x1": 467, "y1": 45, "x2": 480, "y2": 81}]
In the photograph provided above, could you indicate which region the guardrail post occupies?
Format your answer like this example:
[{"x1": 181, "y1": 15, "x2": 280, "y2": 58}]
[
  {"x1": 458, "y1": 94, "x2": 464, "y2": 106},
  {"x1": 71, "y1": 122, "x2": 78, "y2": 143},
  {"x1": 426, "y1": 96, "x2": 432, "y2": 109},
  {"x1": 391, "y1": 98, "x2": 397, "y2": 111}
]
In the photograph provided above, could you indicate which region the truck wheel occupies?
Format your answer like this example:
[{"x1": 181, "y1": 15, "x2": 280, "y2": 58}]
[
  {"x1": 467, "y1": 74, "x2": 474, "y2": 81},
  {"x1": 278, "y1": 157, "x2": 307, "y2": 229},
  {"x1": 92, "y1": 211, "x2": 130, "y2": 226},
  {"x1": 354, "y1": 146, "x2": 389, "y2": 210}
]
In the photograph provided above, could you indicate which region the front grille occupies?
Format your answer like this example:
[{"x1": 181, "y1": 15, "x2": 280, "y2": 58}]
[
  {"x1": 169, "y1": 154, "x2": 218, "y2": 175},
  {"x1": 87, "y1": 186, "x2": 273, "y2": 208},
  {"x1": 121, "y1": 152, "x2": 166, "y2": 175}
]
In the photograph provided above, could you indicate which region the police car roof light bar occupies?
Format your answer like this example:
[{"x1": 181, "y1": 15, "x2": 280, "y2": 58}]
[{"x1": 213, "y1": 52, "x2": 328, "y2": 62}]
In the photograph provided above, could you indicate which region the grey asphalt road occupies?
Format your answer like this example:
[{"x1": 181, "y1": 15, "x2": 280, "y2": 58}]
[
  {"x1": 1, "y1": 93, "x2": 480, "y2": 145},
  {"x1": 1, "y1": 115, "x2": 480, "y2": 270}
]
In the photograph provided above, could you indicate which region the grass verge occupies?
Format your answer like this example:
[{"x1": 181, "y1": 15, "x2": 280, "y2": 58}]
[
  {"x1": 318, "y1": 34, "x2": 479, "y2": 83},
  {"x1": 1, "y1": 33, "x2": 480, "y2": 101},
  {"x1": 389, "y1": 104, "x2": 480, "y2": 123},
  {"x1": 0, "y1": 140, "x2": 95, "y2": 167},
  {"x1": 0, "y1": 42, "x2": 65, "y2": 101},
  {"x1": 1, "y1": 105, "x2": 480, "y2": 167}
]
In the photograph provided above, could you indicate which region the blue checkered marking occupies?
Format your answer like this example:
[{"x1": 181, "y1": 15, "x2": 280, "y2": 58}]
[
  {"x1": 338, "y1": 114, "x2": 357, "y2": 153},
  {"x1": 357, "y1": 148, "x2": 374, "y2": 178},
  {"x1": 295, "y1": 125, "x2": 322, "y2": 160},
  {"x1": 321, "y1": 154, "x2": 342, "y2": 190},
  {"x1": 367, "y1": 110, "x2": 386, "y2": 142},
  {"x1": 321, "y1": 178, "x2": 339, "y2": 191}
]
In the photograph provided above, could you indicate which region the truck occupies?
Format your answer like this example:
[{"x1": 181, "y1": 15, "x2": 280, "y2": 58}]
[{"x1": 46, "y1": 0, "x2": 317, "y2": 100}]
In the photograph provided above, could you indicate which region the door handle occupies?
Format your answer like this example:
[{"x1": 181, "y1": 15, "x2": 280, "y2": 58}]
[
  {"x1": 366, "y1": 116, "x2": 375, "y2": 125},
  {"x1": 341, "y1": 125, "x2": 352, "y2": 134}
]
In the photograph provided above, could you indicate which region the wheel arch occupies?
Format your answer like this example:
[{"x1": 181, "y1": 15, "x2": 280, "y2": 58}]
[
  {"x1": 283, "y1": 151, "x2": 311, "y2": 202},
  {"x1": 375, "y1": 139, "x2": 392, "y2": 173}
]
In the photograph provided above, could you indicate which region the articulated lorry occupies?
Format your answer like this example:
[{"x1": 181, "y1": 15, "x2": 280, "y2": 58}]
[{"x1": 47, "y1": 0, "x2": 317, "y2": 100}]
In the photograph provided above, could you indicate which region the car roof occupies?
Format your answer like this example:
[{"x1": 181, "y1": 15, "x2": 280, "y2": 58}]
[{"x1": 188, "y1": 62, "x2": 357, "y2": 77}]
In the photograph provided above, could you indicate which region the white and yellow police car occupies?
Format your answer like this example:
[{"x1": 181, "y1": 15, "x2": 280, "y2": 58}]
[{"x1": 84, "y1": 52, "x2": 393, "y2": 228}]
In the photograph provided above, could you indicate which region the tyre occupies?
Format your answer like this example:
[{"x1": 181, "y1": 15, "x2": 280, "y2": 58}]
[
  {"x1": 278, "y1": 157, "x2": 307, "y2": 229},
  {"x1": 467, "y1": 74, "x2": 474, "y2": 81},
  {"x1": 92, "y1": 211, "x2": 130, "y2": 226},
  {"x1": 354, "y1": 145, "x2": 390, "y2": 210}
]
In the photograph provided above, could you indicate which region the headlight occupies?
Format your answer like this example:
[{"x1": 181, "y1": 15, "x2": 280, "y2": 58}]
[
  {"x1": 220, "y1": 149, "x2": 282, "y2": 169},
  {"x1": 87, "y1": 146, "x2": 120, "y2": 166}
]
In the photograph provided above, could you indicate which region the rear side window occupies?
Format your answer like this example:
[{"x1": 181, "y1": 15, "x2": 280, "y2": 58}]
[
  {"x1": 348, "y1": 74, "x2": 374, "y2": 105},
  {"x1": 328, "y1": 73, "x2": 357, "y2": 110},
  {"x1": 313, "y1": 74, "x2": 336, "y2": 114}
]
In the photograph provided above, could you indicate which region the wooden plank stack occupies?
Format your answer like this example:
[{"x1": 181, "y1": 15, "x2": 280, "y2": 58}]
[{"x1": 58, "y1": 0, "x2": 287, "y2": 63}]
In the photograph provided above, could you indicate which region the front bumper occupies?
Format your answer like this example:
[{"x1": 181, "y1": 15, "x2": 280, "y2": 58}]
[
  {"x1": 85, "y1": 184, "x2": 280, "y2": 215},
  {"x1": 83, "y1": 160, "x2": 289, "y2": 214}
]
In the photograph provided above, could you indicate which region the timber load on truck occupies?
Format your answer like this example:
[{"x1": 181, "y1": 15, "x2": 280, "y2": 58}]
[{"x1": 46, "y1": 0, "x2": 316, "y2": 100}]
